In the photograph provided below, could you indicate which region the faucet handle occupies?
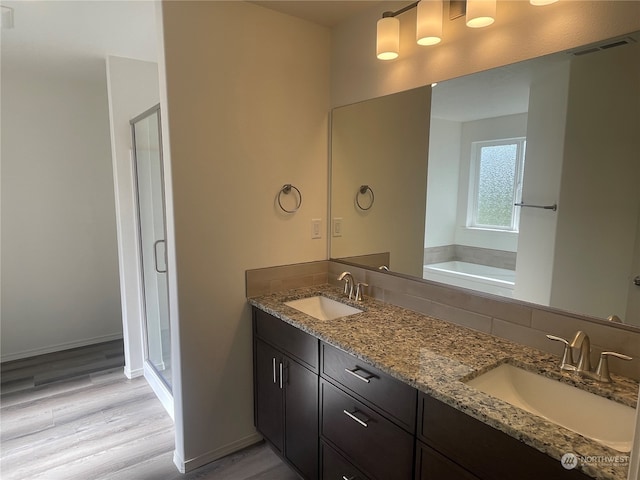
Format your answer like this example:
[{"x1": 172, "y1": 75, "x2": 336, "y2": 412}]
[
  {"x1": 546, "y1": 334, "x2": 576, "y2": 371},
  {"x1": 546, "y1": 334, "x2": 568, "y2": 344},
  {"x1": 355, "y1": 283, "x2": 368, "y2": 301},
  {"x1": 593, "y1": 351, "x2": 632, "y2": 383}
]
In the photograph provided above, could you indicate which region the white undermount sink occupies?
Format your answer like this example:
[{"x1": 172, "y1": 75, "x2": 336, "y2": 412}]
[
  {"x1": 284, "y1": 296, "x2": 362, "y2": 321},
  {"x1": 465, "y1": 363, "x2": 636, "y2": 452}
]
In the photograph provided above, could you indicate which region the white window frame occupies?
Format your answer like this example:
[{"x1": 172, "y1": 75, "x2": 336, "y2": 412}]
[{"x1": 467, "y1": 137, "x2": 526, "y2": 232}]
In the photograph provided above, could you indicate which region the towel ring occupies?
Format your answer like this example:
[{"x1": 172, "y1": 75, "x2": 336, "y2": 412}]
[
  {"x1": 356, "y1": 185, "x2": 374, "y2": 211},
  {"x1": 277, "y1": 184, "x2": 302, "y2": 213}
]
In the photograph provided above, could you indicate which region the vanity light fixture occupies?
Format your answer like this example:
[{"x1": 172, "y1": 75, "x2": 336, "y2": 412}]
[
  {"x1": 530, "y1": 0, "x2": 558, "y2": 5},
  {"x1": 376, "y1": 0, "x2": 498, "y2": 60},
  {"x1": 465, "y1": 0, "x2": 496, "y2": 28}
]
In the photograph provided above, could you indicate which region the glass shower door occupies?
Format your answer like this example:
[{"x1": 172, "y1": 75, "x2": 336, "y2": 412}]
[{"x1": 131, "y1": 105, "x2": 172, "y2": 389}]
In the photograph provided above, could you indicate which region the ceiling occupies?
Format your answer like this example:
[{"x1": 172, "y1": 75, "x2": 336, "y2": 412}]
[
  {"x1": 2, "y1": 0, "x2": 593, "y2": 121},
  {"x1": 252, "y1": 1, "x2": 381, "y2": 27},
  {"x1": 1, "y1": 0, "x2": 158, "y2": 82},
  {"x1": 430, "y1": 53, "x2": 569, "y2": 122},
  {"x1": 0, "y1": 0, "x2": 383, "y2": 85}
]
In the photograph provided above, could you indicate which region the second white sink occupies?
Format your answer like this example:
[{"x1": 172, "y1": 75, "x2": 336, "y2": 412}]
[
  {"x1": 284, "y1": 296, "x2": 362, "y2": 321},
  {"x1": 465, "y1": 363, "x2": 636, "y2": 452}
]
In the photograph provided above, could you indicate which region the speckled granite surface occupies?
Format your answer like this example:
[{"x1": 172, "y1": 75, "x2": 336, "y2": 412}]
[{"x1": 248, "y1": 285, "x2": 639, "y2": 480}]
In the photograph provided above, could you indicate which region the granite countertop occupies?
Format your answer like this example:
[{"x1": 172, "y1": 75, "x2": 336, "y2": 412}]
[{"x1": 248, "y1": 285, "x2": 639, "y2": 480}]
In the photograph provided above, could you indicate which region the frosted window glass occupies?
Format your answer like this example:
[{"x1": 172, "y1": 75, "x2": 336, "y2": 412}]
[{"x1": 476, "y1": 144, "x2": 517, "y2": 228}]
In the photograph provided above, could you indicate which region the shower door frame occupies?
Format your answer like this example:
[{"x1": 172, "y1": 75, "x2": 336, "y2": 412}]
[{"x1": 130, "y1": 103, "x2": 173, "y2": 410}]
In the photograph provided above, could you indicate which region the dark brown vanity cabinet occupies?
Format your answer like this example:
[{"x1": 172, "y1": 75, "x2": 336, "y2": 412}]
[
  {"x1": 417, "y1": 393, "x2": 591, "y2": 480},
  {"x1": 253, "y1": 308, "x2": 595, "y2": 480},
  {"x1": 320, "y1": 343, "x2": 417, "y2": 480},
  {"x1": 253, "y1": 309, "x2": 319, "y2": 479}
]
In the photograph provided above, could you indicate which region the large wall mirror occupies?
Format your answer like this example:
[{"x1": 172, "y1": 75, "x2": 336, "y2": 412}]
[{"x1": 330, "y1": 31, "x2": 640, "y2": 329}]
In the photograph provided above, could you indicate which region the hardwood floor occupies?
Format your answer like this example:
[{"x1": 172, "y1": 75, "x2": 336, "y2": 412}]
[{"x1": 1, "y1": 342, "x2": 300, "y2": 480}]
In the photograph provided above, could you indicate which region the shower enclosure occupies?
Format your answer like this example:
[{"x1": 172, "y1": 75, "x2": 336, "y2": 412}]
[{"x1": 131, "y1": 104, "x2": 172, "y2": 389}]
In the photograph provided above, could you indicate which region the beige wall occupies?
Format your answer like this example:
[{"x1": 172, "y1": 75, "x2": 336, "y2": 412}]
[
  {"x1": 331, "y1": 87, "x2": 430, "y2": 277},
  {"x1": 1, "y1": 65, "x2": 122, "y2": 361},
  {"x1": 331, "y1": 1, "x2": 640, "y2": 107},
  {"x1": 159, "y1": 1, "x2": 330, "y2": 470},
  {"x1": 551, "y1": 42, "x2": 640, "y2": 321},
  {"x1": 514, "y1": 61, "x2": 570, "y2": 305}
]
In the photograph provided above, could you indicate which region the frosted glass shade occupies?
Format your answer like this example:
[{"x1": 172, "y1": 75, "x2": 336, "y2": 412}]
[
  {"x1": 466, "y1": 0, "x2": 496, "y2": 28},
  {"x1": 377, "y1": 17, "x2": 400, "y2": 60},
  {"x1": 416, "y1": 0, "x2": 443, "y2": 46},
  {"x1": 530, "y1": 0, "x2": 558, "y2": 4}
]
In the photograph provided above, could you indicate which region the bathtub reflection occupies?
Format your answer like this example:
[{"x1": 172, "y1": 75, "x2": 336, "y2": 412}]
[{"x1": 423, "y1": 261, "x2": 515, "y2": 298}]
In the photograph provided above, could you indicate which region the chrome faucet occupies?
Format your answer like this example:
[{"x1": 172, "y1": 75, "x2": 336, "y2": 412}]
[
  {"x1": 546, "y1": 331, "x2": 632, "y2": 383},
  {"x1": 337, "y1": 272, "x2": 355, "y2": 300}
]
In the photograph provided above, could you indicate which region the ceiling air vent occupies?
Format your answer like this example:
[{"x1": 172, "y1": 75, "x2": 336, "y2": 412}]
[{"x1": 570, "y1": 36, "x2": 637, "y2": 56}]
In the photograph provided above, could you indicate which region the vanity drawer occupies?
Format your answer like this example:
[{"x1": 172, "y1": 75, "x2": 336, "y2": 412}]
[
  {"x1": 321, "y1": 441, "x2": 370, "y2": 480},
  {"x1": 321, "y1": 380, "x2": 414, "y2": 480},
  {"x1": 253, "y1": 308, "x2": 318, "y2": 371},
  {"x1": 321, "y1": 342, "x2": 417, "y2": 432}
]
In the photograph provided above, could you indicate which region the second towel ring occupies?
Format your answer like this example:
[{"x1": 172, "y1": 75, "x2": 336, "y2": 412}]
[
  {"x1": 277, "y1": 184, "x2": 302, "y2": 213},
  {"x1": 356, "y1": 185, "x2": 374, "y2": 211}
]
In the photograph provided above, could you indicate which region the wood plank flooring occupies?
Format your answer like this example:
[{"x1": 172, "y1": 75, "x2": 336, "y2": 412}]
[{"x1": 1, "y1": 342, "x2": 299, "y2": 479}]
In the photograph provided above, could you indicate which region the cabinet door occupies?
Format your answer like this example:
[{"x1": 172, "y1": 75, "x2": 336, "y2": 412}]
[
  {"x1": 255, "y1": 339, "x2": 284, "y2": 453},
  {"x1": 416, "y1": 441, "x2": 480, "y2": 480},
  {"x1": 285, "y1": 358, "x2": 319, "y2": 479}
]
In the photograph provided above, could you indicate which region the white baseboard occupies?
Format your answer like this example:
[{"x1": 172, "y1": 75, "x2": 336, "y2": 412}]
[
  {"x1": 0, "y1": 333, "x2": 124, "y2": 363},
  {"x1": 124, "y1": 365, "x2": 144, "y2": 379},
  {"x1": 173, "y1": 451, "x2": 186, "y2": 474},
  {"x1": 174, "y1": 432, "x2": 264, "y2": 473}
]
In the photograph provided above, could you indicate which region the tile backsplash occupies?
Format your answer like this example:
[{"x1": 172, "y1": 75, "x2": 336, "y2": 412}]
[
  {"x1": 246, "y1": 260, "x2": 639, "y2": 380},
  {"x1": 245, "y1": 260, "x2": 328, "y2": 297}
]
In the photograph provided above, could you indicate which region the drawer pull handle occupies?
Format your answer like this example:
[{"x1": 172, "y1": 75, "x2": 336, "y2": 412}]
[
  {"x1": 342, "y1": 476, "x2": 355, "y2": 480},
  {"x1": 279, "y1": 362, "x2": 284, "y2": 389},
  {"x1": 343, "y1": 409, "x2": 369, "y2": 428},
  {"x1": 344, "y1": 367, "x2": 373, "y2": 383},
  {"x1": 272, "y1": 358, "x2": 277, "y2": 384}
]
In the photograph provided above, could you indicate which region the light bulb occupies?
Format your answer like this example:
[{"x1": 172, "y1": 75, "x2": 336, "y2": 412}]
[
  {"x1": 466, "y1": 0, "x2": 496, "y2": 28},
  {"x1": 416, "y1": 0, "x2": 443, "y2": 46},
  {"x1": 377, "y1": 16, "x2": 400, "y2": 60}
]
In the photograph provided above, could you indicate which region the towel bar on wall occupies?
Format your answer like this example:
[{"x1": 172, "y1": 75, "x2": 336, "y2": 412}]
[
  {"x1": 356, "y1": 185, "x2": 375, "y2": 211},
  {"x1": 277, "y1": 184, "x2": 302, "y2": 213},
  {"x1": 514, "y1": 202, "x2": 557, "y2": 211}
]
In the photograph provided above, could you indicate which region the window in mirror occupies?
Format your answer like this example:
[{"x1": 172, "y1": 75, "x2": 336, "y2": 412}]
[{"x1": 468, "y1": 137, "x2": 525, "y2": 231}]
